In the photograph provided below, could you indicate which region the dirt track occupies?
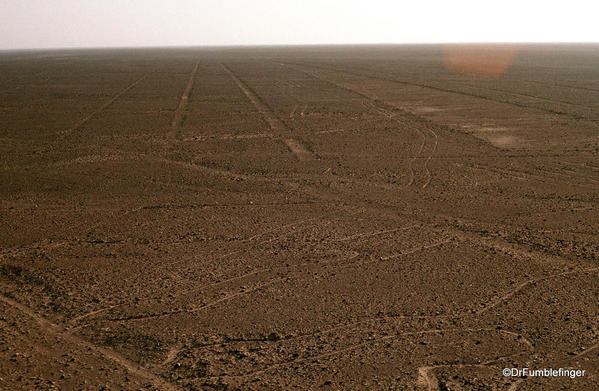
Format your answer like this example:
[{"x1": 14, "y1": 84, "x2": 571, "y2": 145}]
[{"x1": 1, "y1": 44, "x2": 598, "y2": 390}]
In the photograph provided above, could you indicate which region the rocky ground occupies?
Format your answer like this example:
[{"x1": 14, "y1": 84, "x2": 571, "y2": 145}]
[{"x1": 1, "y1": 44, "x2": 598, "y2": 390}]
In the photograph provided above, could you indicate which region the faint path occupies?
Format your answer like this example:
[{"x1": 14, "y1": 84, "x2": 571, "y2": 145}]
[
  {"x1": 59, "y1": 75, "x2": 147, "y2": 137},
  {"x1": 379, "y1": 238, "x2": 452, "y2": 261},
  {"x1": 214, "y1": 327, "x2": 531, "y2": 381},
  {"x1": 572, "y1": 341, "x2": 599, "y2": 358},
  {"x1": 163, "y1": 216, "x2": 322, "y2": 283},
  {"x1": 362, "y1": 101, "x2": 424, "y2": 187},
  {"x1": 509, "y1": 333, "x2": 599, "y2": 390},
  {"x1": 143, "y1": 154, "x2": 248, "y2": 182},
  {"x1": 220, "y1": 63, "x2": 315, "y2": 161},
  {"x1": 332, "y1": 224, "x2": 420, "y2": 242},
  {"x1": 107, "y1": 278, "x2": 284, "y2": 323},
  {"x1": 477, "y1": 267, "x2": 599, "y2": 315},
  {"x1": 91, "y1": 220, "x2": 598, "y2": 329},
  {"x1": 445, "y1": 226, "x2": 599, "y2": 313},
  {"x1": 283, "y1": 61, "x2": 599, "y2": 123},
  {"x1": 91, "y1": 219, "x2": 335, "y2": 324},
  {"x1": 68, "y1": 217, "x2": 323, "y2": 327},
  {"x1": 461, "y1": 160, "x2": 599, "y2": 190},
  {"x1": 170, "y1": 61, "x2": 200, "y2": 136},
  {"x1": 416, "y1": 359, "x2": 523, "y2": 391},
  {"x1": 456, "y1": 80, "x2": 599, "y2": 110},
  {"x1": 69, "y1": 303, "x2": 122, "y2": 325},
  {"x1": 422, "y1": 127, "x2": 439, "y2": 188},
  {"x1": 183, "y1": 132, "x2": 273, "y2": 142},
  {"x1": 281, "y1": 62, "x2": 436, "y2": 187},
  {"x1": 0, "y1": 240, "x2": 71, "y2": 260},
  {"x1": 0, "y1": 294, "x2": 180, "y2": 391},
  {"x1": 373, "y1": 103, "x2": 429, "y2": 187},
  {"x1": 1, "y1": 152, "x2": 130, "y2": 172}
]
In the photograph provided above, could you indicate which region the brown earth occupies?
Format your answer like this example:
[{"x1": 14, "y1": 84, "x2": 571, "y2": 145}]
[{"x1": 1, "y1": 44, "x2": 598, "y2": 390}]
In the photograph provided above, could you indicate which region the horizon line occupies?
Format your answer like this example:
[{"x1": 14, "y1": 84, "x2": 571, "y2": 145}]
[{"x1": 2, "y1": 41, "x2": 599, "y2": 53}]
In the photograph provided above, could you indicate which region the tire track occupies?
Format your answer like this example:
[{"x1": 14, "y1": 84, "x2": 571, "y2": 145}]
[
  {"x1": 422, "y1": 127, "x2": 439, "y2": 188},
  {"x1": 572, "y1": 341, "x2": 599, "y2": 358},
  {"x1": 160, "y1": 218, "x2": 334, "y2": 297},
  {"x1": 59, "y1": 74, "x2": 147, "y2": 137},
  {"x1": 329, "y1": 223, "x2": 598, "y2": 319},
  {"x1": 170, "y1": 61, "x2": 200, "y2": 135},
  {"x1": 165, "y1": 217, "x2": 323, "y2": 282},
  {"x1": 331, "y1": 223, "x2": 420, "y2": 242},
  {"x1": 282, "y1": 61, "x2": 599, "y2": 123},
  {"x1": 364, "y1": 101, "x2": 427, "y2": 187},
  {"x1": 143, "y1": 154, "x2": 249, "y2": 182},
  {"x1": 370, "y1": 102, "x2": 424, "y2": 185},
  {"x1": 162, "y1": 223, "x2": 550, "y2": 359},
  {"x1": 511, "y1": 328, "x2": 599, "y2": 390},
  {"x1": 476, "y1": 267, "x2": 599, "y2": 315},
  {"x1": 220, "y1": 64, "x2": 314, "y2": 161},
  {"x1": 107, "y1": 277, "x2": 284, "y2": 323},
  {"x1": 73, "y1": 245, "x2": 358, "y2": 330},
  {"x1": 181, "y1": 302, "x2": 446, "y2": 353},
  {"x1": 359, "y1": 101, "x2": 414, "y2": 186},
  {"x1": 182, "y1": 233, "x2": 545, "y2": 356},
  {"x1": 1, "y1": 152, "x2": 133, "y2": 172},
  {"x1": 69, "y1": 268, "x2": 272, "y2": 328},
  {"x1": 75, "y1": 215, "x2": 409, "y2": 331},
  {"x1": 212, "y1": 327, "x2": 531, "y2": 381},
  {"x1": 379, "y1": 238, "x2": 452, "y2": 261},
  {"x1": 74, "y1": 237, "x2": 599, "y2": 377},
  {"x1": 445, "y1": 225, "x2": 599, "y2": 314},
  {"x1": 461, "y1": 82, "x2": 598, "y2": 111},
  {"x1": 461, "y1": 162, "x2": 599, "y2": 190},
  {"x1": 183, "y1": 132, "x2": 274, "y2": 142},
  {"x1": 0, "y1": 239, "x2": 72, "y2": 260},
  {"x1": 449, "y1": 225, "x2": 575, "y2": 268},
  {"x1": 0, "y1": 294, "x2": 180, "y2": 391},
  {"x1": 526, "y1": 78, "x2": 599, "y2": 95},
  {"x1": 68, "y1": 217, "x2": 322, "y2": 326},
  {"x1": 281, "y1": 62, "x2": 437, "y2": 188},
  {"x1": 416, "y1": 330, "x2": 534, "y2": 390}
]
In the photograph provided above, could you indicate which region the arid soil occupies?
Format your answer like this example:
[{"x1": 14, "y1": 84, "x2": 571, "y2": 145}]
[{"x1": 1, "y1": 44, "x2": 598, "y2": 390}]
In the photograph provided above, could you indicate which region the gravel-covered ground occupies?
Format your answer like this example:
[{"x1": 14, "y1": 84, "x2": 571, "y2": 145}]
[{"x1": 1, "y1": 44, "x2": 598, "y2": 390}]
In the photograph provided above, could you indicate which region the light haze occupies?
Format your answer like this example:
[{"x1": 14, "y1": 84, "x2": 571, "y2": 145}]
[{"x1": 1, "y1": 0, "x2": 598, "y2": 50}]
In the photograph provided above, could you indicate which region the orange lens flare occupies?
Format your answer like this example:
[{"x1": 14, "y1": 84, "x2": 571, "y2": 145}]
[{"x1": 443, "y1": 44, "x2": 519, "y2": 77}]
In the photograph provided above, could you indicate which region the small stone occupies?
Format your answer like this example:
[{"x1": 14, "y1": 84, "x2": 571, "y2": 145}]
[{"x1": 267, "y1": 332, "x2": 280, "y2": 341}]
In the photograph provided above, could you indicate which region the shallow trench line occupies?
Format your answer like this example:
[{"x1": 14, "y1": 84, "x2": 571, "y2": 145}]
[
  {"x1": 60, "y1": 74, "x2": 147, "y2": 137},
  {"x1": 170, "y1": 61, "x2": 200, "y2": 133},
  {"x1": 219, "y1": 63, "x2": 315, "y2": 161},
  {"x1": 280, "y1": 62, "x2": 437, "y2": 187},
  {"x1": 207, "y1": 327, "x2": 532, "y2": 381},
  {"x1": 0, "y1": 294, "x2": 180, "y2": 391},
  {"x1": 67, "y1": 217, "x2": 323, "y2": 326}
]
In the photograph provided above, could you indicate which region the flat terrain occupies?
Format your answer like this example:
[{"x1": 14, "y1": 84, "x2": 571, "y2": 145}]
[{"x1": 1, "y1": 44, "x2": 598, "y2": 390}]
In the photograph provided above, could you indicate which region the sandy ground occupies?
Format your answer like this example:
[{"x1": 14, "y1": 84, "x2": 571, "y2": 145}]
[{"x1": 1, "y1": 44, "x2": 598, "y2": 390}]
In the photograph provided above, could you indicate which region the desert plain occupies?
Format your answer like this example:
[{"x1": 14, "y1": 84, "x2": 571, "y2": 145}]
[{"x1": 1, "y1": 44, "x2": 598, "y2": 390}]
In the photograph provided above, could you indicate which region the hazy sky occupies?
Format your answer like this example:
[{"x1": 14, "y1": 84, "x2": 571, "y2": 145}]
[{"x1": 1, "y1": 0, "x2": 598, "y2": 49}]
